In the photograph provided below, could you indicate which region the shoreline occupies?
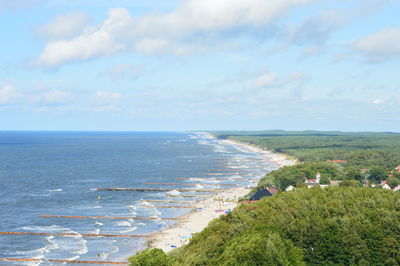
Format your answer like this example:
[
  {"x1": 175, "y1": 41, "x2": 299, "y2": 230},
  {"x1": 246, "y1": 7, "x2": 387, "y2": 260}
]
[{"x1": 123, "y1": 133, "x2": 297, "y2": 261}]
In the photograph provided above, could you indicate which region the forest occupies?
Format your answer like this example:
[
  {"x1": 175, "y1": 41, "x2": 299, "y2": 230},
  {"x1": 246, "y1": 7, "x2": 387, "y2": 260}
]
[
  {"x1": 216, "y1": 131, "x2": 400, "y2": 190},
  {"x1": 131, "y1": 187, "x2": 400, "y2": 265}
]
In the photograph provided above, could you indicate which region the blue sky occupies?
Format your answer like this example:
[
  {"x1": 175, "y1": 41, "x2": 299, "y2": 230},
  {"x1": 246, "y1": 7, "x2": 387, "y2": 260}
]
[{"x1": 0, "y1": 0, "x2": 399, "y2": 131}]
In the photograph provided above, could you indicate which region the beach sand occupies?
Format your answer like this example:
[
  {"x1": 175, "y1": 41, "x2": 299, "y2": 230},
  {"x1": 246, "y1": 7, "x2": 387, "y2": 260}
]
[
  {"x1": 147, "y1": 187, "x2": 250, "y2": 253},
  {"x1": 137, "y1": 135, "x2": 297, "y2": 255}
]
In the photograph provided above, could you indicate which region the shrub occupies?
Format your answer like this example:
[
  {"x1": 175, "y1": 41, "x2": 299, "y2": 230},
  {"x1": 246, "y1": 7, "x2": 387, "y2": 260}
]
[{"x1": 129, "y1": 248, "x2": 174, "y2": 266}]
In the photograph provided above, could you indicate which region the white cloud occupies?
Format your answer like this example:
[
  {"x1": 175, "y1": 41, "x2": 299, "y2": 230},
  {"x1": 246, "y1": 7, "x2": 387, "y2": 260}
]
[
  {"x1": 0, "y1": 85, "x2": 20, "y2": 104},
  {"x1": 36, "y1": 8, "x2": 130, "y2": 67},
  {"x1": 36, "y1": 0, "x2": 313, "y2": 67},
  {"x1": 252, "y1": 72, "x2": 279, "y2": 88},
  {"x1": 94, "y1": 91, "x2": 122, "y2": 105},
  {"x1": 132, "y1": 0, "x2": 312, "y2": 37},
  {"x1": 286, "y1": 11, "x2": 343, "y2": 46},
  {"x1": 101, "y1": 63, "x2": 141, "y2": 80},
  {"x1": 353, "y1": 27, "x2": 400, "y2": 62},
  {"x1": 32, "y1": 89, "x2": 72, "y2": 105},
  {"x1": 93, "y1": 90, "x2": 123, "y2": 112},
  {"x1": 372, "y1": 99, "x2": 384, "y2": 104},
  {"x1": 35, "y1": 11, "x2": 91, "y2": 40}
]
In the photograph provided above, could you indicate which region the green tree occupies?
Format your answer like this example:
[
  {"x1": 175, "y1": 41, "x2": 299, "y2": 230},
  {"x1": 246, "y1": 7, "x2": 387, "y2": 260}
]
[
  {"x1": 368, "y1": 166, "x2": 387, "y2": 183},
  {"x1": 129, "y1": 249, "x2": 174, "y2": 266},
  {"x1": 344, "y1": 167, "x2": 364, "y2": 181},
  {"x1": 218, "y1": 232, "x2": 304, "y2": 266},
  {"x1": 387, "y1": 177, "x2": 400, "y2": 189},
  {"x1": 339, "y1": 180, "x2": 360, "y2": 187}
]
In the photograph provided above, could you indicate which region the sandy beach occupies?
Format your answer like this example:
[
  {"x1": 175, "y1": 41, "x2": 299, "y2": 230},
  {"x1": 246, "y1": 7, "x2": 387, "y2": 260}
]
[
  {"x1": 147, "y1": 187, "x2": 250, "y2": 253},
  {"x1": 135, "y1": 134, "x2": 297, "y2": 255}
]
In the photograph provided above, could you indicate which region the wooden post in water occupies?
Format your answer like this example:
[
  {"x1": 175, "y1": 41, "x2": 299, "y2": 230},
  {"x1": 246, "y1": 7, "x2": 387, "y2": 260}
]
[
  {"x1": 0, "y1": 231, "x2": 146, "y2": 238},
  {"x1": 39, "y1": 215, "x2": 185, "y2": 220},
  {"x1": 95, "y1": 188, "x2": 223, "y2": 193},
  {"x1": 0, "y1": 258, "x2": 128, "y2": 264},
  {"x1": 143, "y1": 182, "x2": 236, "y2": 187}
]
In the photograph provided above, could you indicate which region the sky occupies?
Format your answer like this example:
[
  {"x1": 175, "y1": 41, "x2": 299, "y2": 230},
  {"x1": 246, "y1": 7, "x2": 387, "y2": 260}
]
[{"x1": 0, "y1": 0, "x2": 399, "y2": 132}]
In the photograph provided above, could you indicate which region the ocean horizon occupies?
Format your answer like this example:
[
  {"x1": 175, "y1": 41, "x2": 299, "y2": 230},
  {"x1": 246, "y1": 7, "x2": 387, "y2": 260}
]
[{"x1": 0, "y1": 131, "x2": 278, "y2": 264}]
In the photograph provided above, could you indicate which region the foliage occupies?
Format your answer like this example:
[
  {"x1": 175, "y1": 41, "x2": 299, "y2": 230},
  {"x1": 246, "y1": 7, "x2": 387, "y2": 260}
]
[
  {"x1": 339, "y1": 180, "x2": 361, "y2": 187},
  {"x1": 369, "y1": 166, "x2": 387, "y2": 183},
  {"x1": 129, "y1": 248, "x2": 174, "y2": 266},
  {"x1": 212, "y1": 130, "x2": 400, "y2": 170},
  {"x1": 387, "y1": 177, "x2": 400, "y2": 189},
  {"x1": 160, "y1": 187, "x2": 400, "y2": 265},
  {"x1": 255, "y1": 162, "x2": 344, "y2": 190}
]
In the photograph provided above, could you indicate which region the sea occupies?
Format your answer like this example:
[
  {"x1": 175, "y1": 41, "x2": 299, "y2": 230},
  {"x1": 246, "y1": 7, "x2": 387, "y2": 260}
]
[{"x1": 0, "y1": 131, "x2": 279, "y2": 265}]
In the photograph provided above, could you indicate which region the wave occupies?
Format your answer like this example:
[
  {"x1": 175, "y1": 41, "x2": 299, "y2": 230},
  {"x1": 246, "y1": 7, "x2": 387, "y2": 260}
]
[
  {"x1": 119, "y1": 226, "x2": 138, "y2": 233},
  {"x1": 46, "y1": 189, "x2": 63, "y2": 192},
  {"x1": 99, "y1": 240, "x2": 120, "y2": 261},
  {"x1": 166, "y1": 190, "x2": 180, "y2": 196},
  {"x1": 90, "y1": 229, "x2": 101, "y2": 235},
  {"x1": 19, "y1": 225, "x2": 88, "y2": 260},
  {"x1": 115, "y1": 221, "x2": 132, "y2": 227},
  {"x1": 73, "y1": 238, "x2": 88, "y2": 255}
]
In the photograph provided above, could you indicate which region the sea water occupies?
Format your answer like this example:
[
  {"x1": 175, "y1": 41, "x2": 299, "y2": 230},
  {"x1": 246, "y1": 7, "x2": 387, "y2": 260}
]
[{"x1": 0, "y1": 132, "x2": 278, "y2": 265}]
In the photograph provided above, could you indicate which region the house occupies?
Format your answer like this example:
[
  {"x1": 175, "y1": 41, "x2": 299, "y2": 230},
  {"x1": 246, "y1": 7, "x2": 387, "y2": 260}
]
[
  {"x1": 393, "y1": 185, "x2": 400, "y2": 192},
  {"x1": 268, "y1": 187, "x2": 279, "y2": 195},
  {"x1": 396, "y1": 165, "x2": 400, "y2": 173},
  {"x1": 305, "y1": 172, "x2": 321, "y2": 187},
  {"x1": 286, "y1": 185, "x2": 294, "y2": 191},
  {"x1": 381, "y1": 181, "x2": 391, "y2": 190},
  {"x1": 249, "y1": 188, "x2": 273, "y2": 201},
  {"x1": 327, "y1": 160, "x2": 348, "y2": 163}
]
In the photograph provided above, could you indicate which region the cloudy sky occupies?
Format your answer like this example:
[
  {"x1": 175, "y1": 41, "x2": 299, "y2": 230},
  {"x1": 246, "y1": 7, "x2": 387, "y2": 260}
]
[{"x1": 0, "y1": 0, "x2": 399, "y2": 131}]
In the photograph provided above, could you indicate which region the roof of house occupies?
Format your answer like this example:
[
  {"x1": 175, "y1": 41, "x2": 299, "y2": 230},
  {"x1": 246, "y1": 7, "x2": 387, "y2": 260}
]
[
  {"x1": 249, "y1": 188, "x2": 273, "y2": 201},
  {"x1": 327, "y1": 160, "x2": 348, "y2": 163},
  {"x1": 268, "y1": 187, "x2": 279, "y2": 195}
]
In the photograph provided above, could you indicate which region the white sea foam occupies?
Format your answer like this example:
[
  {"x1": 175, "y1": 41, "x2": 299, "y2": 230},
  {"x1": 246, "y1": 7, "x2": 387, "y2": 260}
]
[
  {"x1": 166, "y1": 190, "x2": 180, "y2": 196},
  {"x1": 95, "y1": 221, "x2": 104, "y2": 226},
  {"x1": 116, "y1": 221, "x2": 132, "y2": 227},
  {"x1": 119, "y1": 226, "x2": 138, "y2": 233},
  {"x1": 73, "y1": 238, "x2": 88, "y2": 255},
  {"x1": 90, "y1": 229, "x2": 101, "y2": 235},
  {"x1": 47, "y1": 189, "x2": 63, "y2": 192},
  {"x1": 100, "y1": 240, "x2": 120, "y2": 260}
]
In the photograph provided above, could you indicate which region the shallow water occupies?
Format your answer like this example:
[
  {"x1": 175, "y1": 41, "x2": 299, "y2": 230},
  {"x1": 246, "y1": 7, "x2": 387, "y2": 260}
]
[{"x1": 0, "y1": 131, "x2": 278, "y2": 265}]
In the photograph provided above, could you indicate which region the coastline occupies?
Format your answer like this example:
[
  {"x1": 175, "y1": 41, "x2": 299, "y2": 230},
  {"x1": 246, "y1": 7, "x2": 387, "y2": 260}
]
[{"x1": 124, "y1": 133, "x2": 297, "y2": 261}]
